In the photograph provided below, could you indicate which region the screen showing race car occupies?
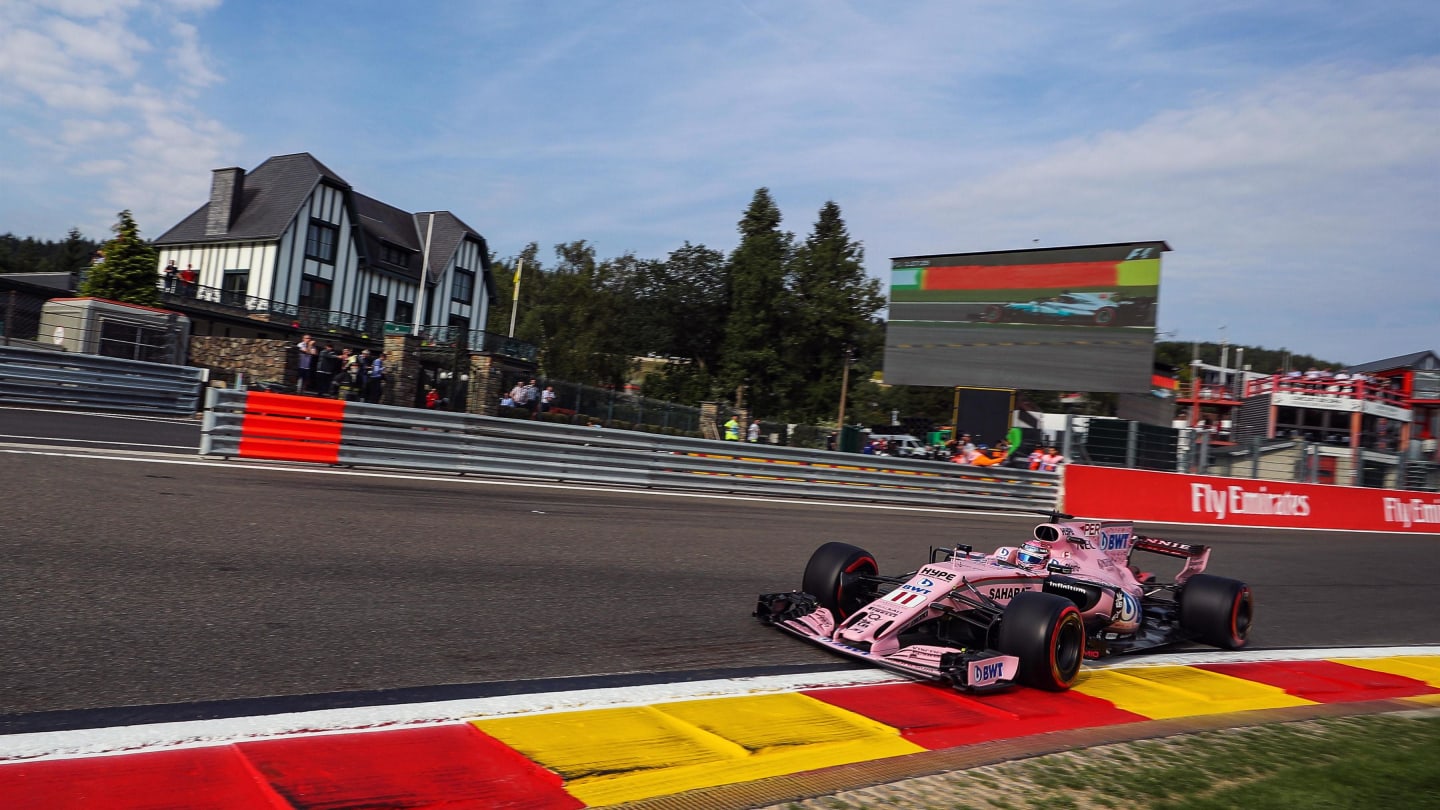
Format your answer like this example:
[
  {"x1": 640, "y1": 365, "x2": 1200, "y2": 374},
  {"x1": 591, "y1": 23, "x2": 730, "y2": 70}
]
[{"x1": 884, "y1": 241, "x2": 1167, "y2": 392}]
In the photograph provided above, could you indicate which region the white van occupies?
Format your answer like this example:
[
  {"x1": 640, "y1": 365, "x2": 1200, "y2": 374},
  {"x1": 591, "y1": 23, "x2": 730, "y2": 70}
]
[{"x1": 867, "y1": 433, "x2": 928, "y2": 457}]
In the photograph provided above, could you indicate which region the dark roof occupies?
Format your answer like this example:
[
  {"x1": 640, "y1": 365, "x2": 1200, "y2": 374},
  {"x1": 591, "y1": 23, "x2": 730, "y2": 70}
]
[
  {"x1": 155, "y1": 152, "x2": 496, "y2": 304},
  {"x1": 414, "y1": 211, "x2": 487, "y2": 283},
  {"x1": 155, "y1": 153, "x2": 350, "y2": 245},
  {"x1": 1346, "y1": 350, "x2": 1440, "y2": 374},
  {"x1": 353, "y1": 192, "x2": 420, "y2": 280}
]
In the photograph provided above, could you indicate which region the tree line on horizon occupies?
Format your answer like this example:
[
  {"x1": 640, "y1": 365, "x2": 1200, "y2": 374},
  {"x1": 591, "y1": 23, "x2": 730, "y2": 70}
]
[{"x1": 3, "y1": 202, "x2": 1347, "y2": 429}]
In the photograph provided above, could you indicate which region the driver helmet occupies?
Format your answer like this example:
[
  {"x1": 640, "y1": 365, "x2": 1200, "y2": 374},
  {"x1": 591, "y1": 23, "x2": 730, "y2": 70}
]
[{"x1": 1017, "y1": 542, "x2": 1050, "y2": 568}]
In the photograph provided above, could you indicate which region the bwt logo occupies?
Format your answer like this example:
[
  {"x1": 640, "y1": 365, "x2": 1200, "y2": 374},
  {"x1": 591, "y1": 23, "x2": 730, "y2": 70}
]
[
  {"x1": 972, "y1": 660, "x2": 1006, "y2": 684},
  {"x1": 1383, "y1": 498, "x2": 1440, "y2": 528},
  {"x1": 1190, "y1": 483, "x2": 1311, "y2": 519}
]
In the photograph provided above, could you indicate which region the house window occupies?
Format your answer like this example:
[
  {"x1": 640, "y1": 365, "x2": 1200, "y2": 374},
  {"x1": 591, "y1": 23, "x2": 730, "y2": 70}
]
[
  {"x1": 366, "y1": 293, "x2": 388, "y2": 325},
  {"x1": 448, "y1": 314, "x2": 471, "y2": 347},
  {"x1": 305, "y1": 220, "x2": 339, "y2": 263},
  {"x1": 382, "y1": 243, "x2": 410, "y2": 267},
  {"x1": 394, "y1": 300, "x2": 414, "y2": 325},
  {"x1": 221, "y1": 270, "x2": 249, "y2": 307},
  {"x1": 452, "y1": 268, "x2": 475, "y2": 302},
  {"x1": 299, "y1": 275, "x2": 332, "y2": 311}
]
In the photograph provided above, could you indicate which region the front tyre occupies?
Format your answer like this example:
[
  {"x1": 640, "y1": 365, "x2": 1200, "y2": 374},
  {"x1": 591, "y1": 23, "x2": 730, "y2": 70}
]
[
  {"x1": 995, "y1": 592, "x2": 1086, "y2": 691},
  {"x1": 802, "y1": 542, "x2": 878, "y2": 620},
  {"x1": 1093, "y1": 306, "x2": 1117, "y2": 325},
  {"x1": 1180, "y1": 574, "x2": 1252, "y2": 649}
]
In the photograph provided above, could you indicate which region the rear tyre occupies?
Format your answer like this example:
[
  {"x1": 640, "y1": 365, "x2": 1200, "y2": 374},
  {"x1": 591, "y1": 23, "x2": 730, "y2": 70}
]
[
  {"x1": 995, "y1": 592, "x2": 1086, "y2": 691},
  {"x1": 1180, "y1": 574, "x2": 1252, "y2": 649},
  {"x1": 1093, "y1": 306, "x2": 1117, "y2": 325},
  {"x1": 981, "y1": 304, "x2": 1004, "y2": 323},
  {"x1": 802, "y1": 542, "x2": 878, "y2": 620}
]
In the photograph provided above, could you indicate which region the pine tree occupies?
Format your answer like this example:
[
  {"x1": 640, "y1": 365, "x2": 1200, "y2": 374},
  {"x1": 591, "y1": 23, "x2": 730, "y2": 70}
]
[
  {"x1": 784, "y1": 201, "x2": 884, "y2": 422},
  {"x1": 719, "y1": 188, "x2": 792, "y2": 415},
  {"x1": 52, "y1": 228, "x2": 94, "y2": 278},
  {"x1": 79, "y1": 211, "x2": 160, "y2": 306}
]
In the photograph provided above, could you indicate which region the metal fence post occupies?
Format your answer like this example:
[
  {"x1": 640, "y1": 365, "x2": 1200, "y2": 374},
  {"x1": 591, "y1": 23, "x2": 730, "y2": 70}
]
[
  {"x1": 3, "y1": 290, "x2": 13, "y2": 346},
  {"x1": 1126, "y1": 421, "x2": 1139, "y2": 469},
  {"x1": 1061, "y1": 414, "x2": 1074, "y2": 461},
  {"x1": 1199, "y1": 431, "x2": 1211, "y2": 473}
]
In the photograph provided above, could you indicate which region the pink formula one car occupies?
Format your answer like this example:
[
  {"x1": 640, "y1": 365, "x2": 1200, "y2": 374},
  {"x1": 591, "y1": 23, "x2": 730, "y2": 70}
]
[{"x1": 755, "y1": 513, "x2": 1252, "y2": 692}]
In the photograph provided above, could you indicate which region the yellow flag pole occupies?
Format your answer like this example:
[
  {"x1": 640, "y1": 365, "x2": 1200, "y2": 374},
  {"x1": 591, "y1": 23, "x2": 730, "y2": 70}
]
[{"x1": 507, "y1": 257, "x2": 524, "y2": 337}]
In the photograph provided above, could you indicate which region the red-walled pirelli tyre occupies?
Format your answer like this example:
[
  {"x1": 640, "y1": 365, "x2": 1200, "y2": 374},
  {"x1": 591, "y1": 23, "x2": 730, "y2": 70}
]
[
  {"x1": 995, "y1": 592, "x2": 1086, "y2": 691},
  {"x1": 1180, "y1": 574, "x2": 1253, "y2": 649},
  {"x1": 1093, "y1": 306, "x2": 1118, "y2": 325},
  {"x1": 802, "y1": 542, "x2": 879, "y2": 620}
]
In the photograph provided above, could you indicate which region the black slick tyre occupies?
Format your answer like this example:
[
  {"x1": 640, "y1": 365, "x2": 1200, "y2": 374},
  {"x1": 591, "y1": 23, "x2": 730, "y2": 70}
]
[
  {"x1": 802, "y1": 542, "x2": 878, "y2": 620},
  {"x1": 1180, "y1": 574, "x2": 1252, "y2": 649},
  {"x1": 981, "y1": 304, "x2": 1004, "y2": 323},
  {"x1": 1093, "y1": 306, "x2": 1117, "y2": 325},
  {"x1": 995, "y1": 592, "x2": 1086, "y2": 691}
]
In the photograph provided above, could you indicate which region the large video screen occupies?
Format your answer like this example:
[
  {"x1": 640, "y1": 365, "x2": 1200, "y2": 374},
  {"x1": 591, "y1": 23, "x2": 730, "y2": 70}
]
[{"x1": 884, "y1": 241, "x2": 1167, "y2": 392}]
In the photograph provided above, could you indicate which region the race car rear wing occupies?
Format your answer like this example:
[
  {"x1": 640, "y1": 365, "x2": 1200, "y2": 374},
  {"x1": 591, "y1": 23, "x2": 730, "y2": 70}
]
[{"x1": 1133, "y1": 535, "x2": 1210, "y2": 582}]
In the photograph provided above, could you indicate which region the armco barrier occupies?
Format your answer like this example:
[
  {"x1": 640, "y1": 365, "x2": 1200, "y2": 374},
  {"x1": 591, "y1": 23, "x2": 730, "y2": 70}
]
[
  {"x1": 201, "y1": 389, "x2": 1061, "y2": 510},
  {"x1": 0, "y1": 344, "x2": 206, "y2": 415},
  {"x1": 1061, "y1": 464, "x2": 1440, "y2": 534}
]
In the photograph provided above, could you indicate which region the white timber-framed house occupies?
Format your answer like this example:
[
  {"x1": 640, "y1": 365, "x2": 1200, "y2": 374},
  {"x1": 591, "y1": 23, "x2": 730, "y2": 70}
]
[{"x1": 153, "y1": 152, "x2": 519, "y2": 356}]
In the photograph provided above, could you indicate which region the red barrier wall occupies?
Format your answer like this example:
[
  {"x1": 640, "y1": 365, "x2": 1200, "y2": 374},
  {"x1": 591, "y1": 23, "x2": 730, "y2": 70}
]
[{"x1": 1061, "y1": 464, "x2": 1440, "y2": 534}]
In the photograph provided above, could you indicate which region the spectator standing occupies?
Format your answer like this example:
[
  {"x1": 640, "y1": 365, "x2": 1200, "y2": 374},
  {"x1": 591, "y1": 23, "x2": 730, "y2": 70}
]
[
  {"x1": 539, "y1": 385, "x2": 556, "y2": 414},
  {"x1": 162, "y1": 260, "x2": 178, "y2": 292},
  {"x1": 314, "y1": 343, "x2": 339, "y2": 396},
  {"x1": 1039, "y1": 446, "x2": 1066, "y2": 472},
  {"x1": 295, "y1": 334, "x2": 318, "y2": 393},
  {"x1": 747, "y1": 419, "x2": 761, "y2": 443},
  {"x1": 523, "y1": 379, "x2": 541, "y2": 418},
  {"x1": 724, "y1": 416, "x2": 741, "y2": 441},
  {"x1": 333, "y1": 354, "x2": 357, "y2": 401},
  {"x1": 179, "y1": 263, "x2": 198, "y2": 296},
  {"x1": 364, "y1": 351, "x2": 386, "y2": 403},
  {"x1": 1027, "y1": 446, "x2": 1045, "y2": 470}
]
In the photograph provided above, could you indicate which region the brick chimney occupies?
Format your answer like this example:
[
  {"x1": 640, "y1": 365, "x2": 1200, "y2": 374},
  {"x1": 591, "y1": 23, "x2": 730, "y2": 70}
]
[{"x1": 205, "y1": 167, "x2": 245, "y2": 236}]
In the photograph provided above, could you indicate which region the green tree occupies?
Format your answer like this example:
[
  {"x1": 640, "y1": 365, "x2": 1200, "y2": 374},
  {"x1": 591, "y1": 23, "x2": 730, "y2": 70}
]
[
  {"x1": 624, "y1": 242, "x2": 730, "y2": 403},
  {"x1": 79, "y1": 211, "x2": 159, "y2": 306},
  {"x1": 51, "y1": 228, "x2": 93, "y2": 277},
  {"x1": 522, "y1": 241, "x2": 632, "y2": 387},
  {"x1": 719, "y1": 188, "x2": 793, "y2": 415},
  {"x1": 782, "y1": 201, "x2": 885, "y2": 422}
]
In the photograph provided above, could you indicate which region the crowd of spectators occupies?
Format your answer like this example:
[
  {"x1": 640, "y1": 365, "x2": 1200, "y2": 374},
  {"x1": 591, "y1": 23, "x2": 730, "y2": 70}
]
[{"x1": 293, "y1": 334, "x2": 386, "y2": 403}]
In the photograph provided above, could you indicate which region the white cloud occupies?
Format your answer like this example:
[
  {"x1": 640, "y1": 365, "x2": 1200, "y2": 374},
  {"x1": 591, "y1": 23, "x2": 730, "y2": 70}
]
[{"x1": 0, "y1": 0, "x2": 236, "y2": 239}]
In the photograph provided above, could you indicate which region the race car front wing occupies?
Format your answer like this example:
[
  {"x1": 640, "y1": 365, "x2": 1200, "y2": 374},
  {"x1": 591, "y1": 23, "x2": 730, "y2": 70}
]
[{"x1": 755, "y1": 592, "x2": 1020, "y2": 693}]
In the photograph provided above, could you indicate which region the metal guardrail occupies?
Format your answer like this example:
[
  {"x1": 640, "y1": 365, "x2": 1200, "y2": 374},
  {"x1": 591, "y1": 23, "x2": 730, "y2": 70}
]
[
  {"x1": 0, "y1": 345, "x2": 206, "y2": 415},
  {"x1": 201, "y1": 389, "x2": 1061, "y2": 510}
]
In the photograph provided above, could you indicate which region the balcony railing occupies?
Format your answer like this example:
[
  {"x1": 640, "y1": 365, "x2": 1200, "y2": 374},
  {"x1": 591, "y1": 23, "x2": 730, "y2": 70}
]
[
  {"x1": 1180, "y1": 373, "x2": 1410, "y2": 409},
  {"x1": 157, "y1": 281, "x2": 537, "y2": 362}
]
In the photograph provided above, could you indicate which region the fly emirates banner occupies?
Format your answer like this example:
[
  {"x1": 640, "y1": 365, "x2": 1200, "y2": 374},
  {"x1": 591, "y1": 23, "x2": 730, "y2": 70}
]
[{"x1": 1061, "y1": 465, "x2": 1440, "y2": 534}]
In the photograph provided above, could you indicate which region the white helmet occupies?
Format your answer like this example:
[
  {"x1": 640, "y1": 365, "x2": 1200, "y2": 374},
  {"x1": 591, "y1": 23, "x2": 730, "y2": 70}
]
[{"x1": 1017, "y1": 542, "x2": 1050, "y2": 568}]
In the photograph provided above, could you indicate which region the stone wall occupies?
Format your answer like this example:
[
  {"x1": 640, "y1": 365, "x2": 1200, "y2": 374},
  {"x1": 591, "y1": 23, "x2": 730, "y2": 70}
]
[
  {"x1": 382, "y1": 334, "x2": 420, "y2": 407},
  {"x1": 188, "y1": 336, "x2": 290, "y2": 387}
]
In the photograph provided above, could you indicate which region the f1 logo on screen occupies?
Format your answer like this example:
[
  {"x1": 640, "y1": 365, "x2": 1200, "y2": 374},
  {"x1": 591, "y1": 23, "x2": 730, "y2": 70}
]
[{"x1": 1124, "y1": 247, "x2": 1156, "y2": 260}]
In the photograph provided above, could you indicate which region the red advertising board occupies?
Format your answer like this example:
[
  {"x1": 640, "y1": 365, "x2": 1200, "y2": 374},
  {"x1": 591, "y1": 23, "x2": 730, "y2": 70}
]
[{"x1": 1061, "y1": 465, "x2": 1440, "y2": 534}]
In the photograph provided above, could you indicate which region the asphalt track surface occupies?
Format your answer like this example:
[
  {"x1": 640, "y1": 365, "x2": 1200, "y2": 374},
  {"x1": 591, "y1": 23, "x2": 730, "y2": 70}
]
[{"x1": 2, "y1": 415, "x2": 1437, "y2": 732}]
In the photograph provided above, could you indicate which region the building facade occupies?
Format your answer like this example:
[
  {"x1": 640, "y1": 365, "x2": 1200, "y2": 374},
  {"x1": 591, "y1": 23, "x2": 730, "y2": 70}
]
[{"x1": 153, "y1": 153, "x2": 498, "y2": 346}]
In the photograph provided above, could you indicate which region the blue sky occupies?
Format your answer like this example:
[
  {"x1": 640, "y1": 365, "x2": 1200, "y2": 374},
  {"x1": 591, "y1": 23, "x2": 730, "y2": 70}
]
[{"x1": 1, "y1": 0, "x2": 1436, "y2": 365}]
